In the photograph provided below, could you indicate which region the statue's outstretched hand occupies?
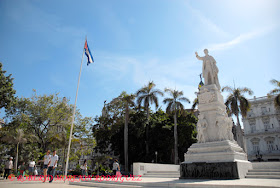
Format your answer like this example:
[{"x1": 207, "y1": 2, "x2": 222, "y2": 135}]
[{"x1": 195, "y1": 52, "x2": 198, "y2": 56}]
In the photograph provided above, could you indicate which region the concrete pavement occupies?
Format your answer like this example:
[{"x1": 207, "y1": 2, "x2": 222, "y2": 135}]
[{"x1": 0, "y1": 176, "x2": 280, "y2": 188}]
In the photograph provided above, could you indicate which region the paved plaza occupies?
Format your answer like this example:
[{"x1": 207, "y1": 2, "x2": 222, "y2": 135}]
[{"x1": 1, "y1": 177, "x2": 280, "y2": 188}]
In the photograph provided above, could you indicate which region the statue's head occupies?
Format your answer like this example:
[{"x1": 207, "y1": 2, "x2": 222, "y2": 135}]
[{"x1": 204, "y1": 49, "x2": 209, "y2": 55}]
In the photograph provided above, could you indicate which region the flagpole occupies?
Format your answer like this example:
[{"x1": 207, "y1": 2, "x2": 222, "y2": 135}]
[{"x1": 64, "y1": 39, "x2": 86, "y2": 181}]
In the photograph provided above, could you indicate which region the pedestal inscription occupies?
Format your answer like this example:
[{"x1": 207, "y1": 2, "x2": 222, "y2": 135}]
[{"x1": 180, "y1": 162, "x2": 238, "y2": 179}]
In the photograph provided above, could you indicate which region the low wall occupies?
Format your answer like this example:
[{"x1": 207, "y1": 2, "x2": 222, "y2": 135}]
[
  {"x1": 133, "y1": 162, "x2": 179, "y2": 176},
  {"x1": 252, "y1": 161, "x2": 280, "y2": 169}
]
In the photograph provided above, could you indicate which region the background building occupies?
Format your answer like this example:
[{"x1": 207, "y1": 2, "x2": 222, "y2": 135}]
[{"x1": 242, "y1": 95, "x2": 280, "y2": 161}]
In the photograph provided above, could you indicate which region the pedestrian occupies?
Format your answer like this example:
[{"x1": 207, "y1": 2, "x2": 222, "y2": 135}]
[
  {"x1": 3, "y1": 157, "x2": 13, "y2": 179},
  {"x1": 112, "y1": 159, "x2": 120, "y2": 176},
  {"x1": 19, "y1": 162, "x2": 26, "y2": 176},
  {"x1": 47, "y1": 150, "x2": 58, "y2": 183},
  {"x1": 80, "y1": 159, "x2": 87, "y2": 176},
  {"x1": 42, "y1": 150, "x2": 51, "y2": 183},
  {"x1": 28, "y1": 159, "x2": 36, "y2": 176}
]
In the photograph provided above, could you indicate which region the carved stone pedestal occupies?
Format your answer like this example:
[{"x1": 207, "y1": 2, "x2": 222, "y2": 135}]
[
  {"x1": 180, "y1": 161, "x2": 252, "y2": 179},
  {"x1": 180, "y1": 84, "x2": 252, "y2": 179},
  {"x1": 180, "y1": 140, "x2": 252, "y2": 179}
]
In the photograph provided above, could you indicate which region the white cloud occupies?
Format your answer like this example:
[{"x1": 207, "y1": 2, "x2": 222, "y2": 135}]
[
  {"x1": 207, "y1": 25, "x2": 278, "y2": 52},
  {"x1": 184, "y1": 2, "x2": 229, "y2": 38},
  {"x1": 93, "y1": 53, "x2": 201, "y2": 109}
]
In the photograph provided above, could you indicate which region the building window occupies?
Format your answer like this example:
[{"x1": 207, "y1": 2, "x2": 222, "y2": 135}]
[
  {"x1": 267, "y1": 140, "x2": 275, "y2": 152},
  {"x1": 249, "y1": 119, "x2": 256, "y2": 133},
  {"x1": 250, "y1": 125, "x2": 256, "y2": 133},
  {"x1": 261, "y1": 107, "x2": 267, "y2": 115},
  {"x1": 262, "y1": 118, "x2": 270, "y2": 130},
  {"x1": 252, "y1": 141, "x2": 259, "y2": 152}
]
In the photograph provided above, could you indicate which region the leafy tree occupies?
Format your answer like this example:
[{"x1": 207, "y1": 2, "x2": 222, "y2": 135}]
[
  {"x1": 136, "y1": 81, "x2": 163, "y2": 161},
  {"x1": 222, "y1": 86, "x2": 254, "y2": 126},
  {"x1": 6, "y1": 91, "x2": 73, "y2": 152},
  {"x1": 163, "y1": 89, "x2": 190, "y2": 164},
  {"x1": 268, "y1": 79, "x2": 280, "y2": 107},
  {"x1": 111, "y1": 91, "x2": 135, "y2": 172},
  {"x1": 0, "y1": 62, "x2": 16, "y2": 111},
  {"x1": 0, "y1": 121, "x2": 37, "y2": 174}
]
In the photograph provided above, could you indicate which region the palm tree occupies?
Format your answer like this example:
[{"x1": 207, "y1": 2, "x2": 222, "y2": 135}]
[
  {"x1": 112, "y1": 91, "x2": 135, "y2": 172},
  {"x1": 1, "y1": 128, "x2": 28, "y2": 174},
  {"x1": 222, "y1": 86, "x2": 254, "y2": 126},
  {"x1": 163, "y1": 88, "x2": 190, "y2": 164},
  {"x1": 268, "y1": 79, "x2": 280, "y2": 107},
  {"x1": 136, "y1": 81, "x2": 163, "y2": 161}
]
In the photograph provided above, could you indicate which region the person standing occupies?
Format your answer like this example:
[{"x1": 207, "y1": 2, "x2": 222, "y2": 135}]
[
  {"x1": 81, "y1": 159, "x2": 87, "y2": 176},
  {"x1": 19, "y1": 162, "x2": 26, "y2": 176},
  {"x1": 3, "y1": 157, "x2": 13, "y2": 179},
  {"x1": 112, "y1": 159, "x2": 119, "y2": 176},
  {"x1": 28, "y1": 159, "x2": 36, "y2": 176},
  {"x1": 47, "y1": 150, "x2": 58, "y2": 183},
  {"x1": 42, "y1": 150, "x2": 51, "y2": 183}
]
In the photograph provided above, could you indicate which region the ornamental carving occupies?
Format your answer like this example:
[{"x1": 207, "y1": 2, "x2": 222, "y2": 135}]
[{"x1": 198, "y1": 91, "x2": 215, "y2": 104}]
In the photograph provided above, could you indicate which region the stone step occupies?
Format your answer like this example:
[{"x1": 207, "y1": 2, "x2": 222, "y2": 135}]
[
  {"x1": 70, "y1": 181, "x2": 143, "y2": 188},
  {"x1": 143, "y1": 174, "x2": 180, "y2": 178},
  {"x1": 245, "y1": 175, "x2": 280, "y2": 179},
  {"x1": 247, "y1": 172, "x2": 280, "y2": 175},
  {"x1": 146, "y1": 171, "x2": 180, "y2": 174},
  {"x1": 248, "y1": 169, "x2": 280, "y2": 172}
]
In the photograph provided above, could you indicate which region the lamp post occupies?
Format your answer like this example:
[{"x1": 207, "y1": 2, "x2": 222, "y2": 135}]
[
  {"x1": 256, "y1": 150, "x2": 262, "y2": 162},
  {"x1": 155, "y1": 151, "x2": 158, "y2": 163}
]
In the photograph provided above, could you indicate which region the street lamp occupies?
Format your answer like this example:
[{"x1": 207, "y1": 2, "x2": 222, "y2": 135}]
[
  {"x1": 155, "y1": 151, "x2": 158, "y2": 163},
  {"x1": 256, "y1": 150, "x2": 262, "y2": 162}
]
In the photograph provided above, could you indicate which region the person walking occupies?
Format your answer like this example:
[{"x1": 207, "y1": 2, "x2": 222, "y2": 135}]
[
  {"x1": 28, "y1": 159, "x2": 36, "y2": 176},
  {"x1": 19, "y1": 162, "x2": 26, "y2": 176},
  {"x1": 81, "y1": 159, "x2": 87, "y2": 176},
  {"x1": 3, "y1": 157, "x2": 13, "y2": 179},
  {"x1": 112, "y1": 159, "x2": 120, "y2": 176},
  {"x1": 42, "y1": 150, "x2": 51, "y2": 183},
  {"x1": 47, "y1": 150, "x2": 58, "y2": 183}
]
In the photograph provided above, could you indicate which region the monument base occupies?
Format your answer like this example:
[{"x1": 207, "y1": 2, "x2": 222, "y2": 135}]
[
  {"x1": 180, "y1": 160, "x2": 252, "y2": 179},
  {"x1": 181, "y1": 140, "x2": 252, "y2": 179}
]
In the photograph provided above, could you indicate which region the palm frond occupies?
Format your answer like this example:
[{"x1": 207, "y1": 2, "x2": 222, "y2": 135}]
[
  {"x1": 191, "y1": 98, "x2": 198, "y2": 110},
  {"x1": 239, "y1": 96, "x2": 250, "y2": 117},
  {"x1": 221, "y1": 86, "x2": 233, "y2": 93},
  {"x1": 178, "y1": 97, "x2": 190, "y2": 103},
  {"x1": 163, "y1": 98, "x2": 173, "y2": 104},
  {"x1": 240, "y1": 87, "x2": 254, "y2": 95}
]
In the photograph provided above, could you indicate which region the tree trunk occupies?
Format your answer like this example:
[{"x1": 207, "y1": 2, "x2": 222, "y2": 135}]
[
  {"x1": 15, "y1": 142, "x2": 19, "y2": 175},
  {"x1": 145, "y1": 106, "x2": 150, "y2": 162},
  {"x1": 124, "y1": 105, "x2": 129, "y2": 172},
  {"x1": 174, "y1": 112, "x2": 178, "y2": 165}
]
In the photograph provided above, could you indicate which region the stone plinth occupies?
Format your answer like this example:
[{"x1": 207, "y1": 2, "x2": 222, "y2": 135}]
[
  {"x1": 184, "y1": 140, "x2": 247, "y2": 163},
  {"x1": 181, "y1": 84, "x2": 252, "y2": 179}
]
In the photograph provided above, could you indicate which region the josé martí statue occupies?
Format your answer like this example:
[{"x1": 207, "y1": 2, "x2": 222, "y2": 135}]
[
  {"x1": 195, "y1": 49, "x2": 221, "y2": 90},
  {"x1": 180, "y1": 49, "x2": 251, "y2": 179}
]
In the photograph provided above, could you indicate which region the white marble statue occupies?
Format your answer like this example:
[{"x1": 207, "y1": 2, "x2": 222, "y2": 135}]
[
  {"x1": 195, "y1": 49, "x2": 221, "y2": 90},
  {"x1": 197, "y1": 114, "x2": 208, "y2": 143}
]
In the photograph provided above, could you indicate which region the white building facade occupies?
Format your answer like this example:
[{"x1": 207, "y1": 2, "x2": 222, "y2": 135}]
[{"x1": 243, "y1": 96, "x2": 280, "y2": 161}]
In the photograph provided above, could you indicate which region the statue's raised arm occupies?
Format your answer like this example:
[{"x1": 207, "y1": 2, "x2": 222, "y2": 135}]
[{"x1": 195, "y1": 49, "x2": 221, "y2": 90}]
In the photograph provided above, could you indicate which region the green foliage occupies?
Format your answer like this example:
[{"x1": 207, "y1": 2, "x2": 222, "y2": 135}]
[
  {"x1": 268, "y1": 79, "x2": 280, "y2": 107},
  {"x1": 94, "y1": 106, "x2": 197, "y2": 165},
  {"x1": 0, "y1": 62, "x2": 16, "y2": 111},
  {"x1": 222, "y1": 86, "x2": 253, "y2": 125}
]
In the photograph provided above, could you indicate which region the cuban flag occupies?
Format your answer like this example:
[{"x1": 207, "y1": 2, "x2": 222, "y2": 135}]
[{"x1": 84, "y1": 40, "x2": 94, "y2": 66}]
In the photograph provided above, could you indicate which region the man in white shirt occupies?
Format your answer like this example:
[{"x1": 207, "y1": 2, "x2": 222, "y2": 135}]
[
  {"x1": 3, "y1": 157, "x2": 13, "y2": 179},
  {"x1": 47, "y1": 150, "x2": 59, "y2": 183},
  {"x1": 28, "y1": 159, "x2": 36, "y2": 175},
  {"x1": 42, "y1": 150, "x2": 51, "y2": 183}
]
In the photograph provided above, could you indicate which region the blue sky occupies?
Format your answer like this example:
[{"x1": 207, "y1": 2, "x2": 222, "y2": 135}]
[{"x1": 0, "y1": 0, "x2": 279, "y2": 121}]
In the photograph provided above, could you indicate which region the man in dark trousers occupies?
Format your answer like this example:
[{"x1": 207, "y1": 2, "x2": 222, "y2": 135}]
[{"x1": 3, "y1": 157, "x2": 13, "y2": 179}]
